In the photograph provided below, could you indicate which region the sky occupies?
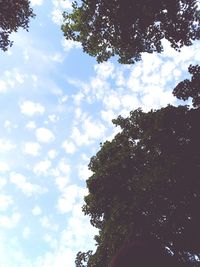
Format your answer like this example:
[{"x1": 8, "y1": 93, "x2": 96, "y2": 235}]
[{"x1": 0, "y1": 1, "x2": 200, "y2": 266}]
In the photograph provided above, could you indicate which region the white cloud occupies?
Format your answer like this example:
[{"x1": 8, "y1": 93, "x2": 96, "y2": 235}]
[
  {"x1": 52, "y1": 9, "x2": 64, "y2": 25},
  {"x1": 4, "y1": 120, "x2": 11, "y2": 129},
  {"x1": 62, "y1": 140, "x2": 76, "y2": 154},
  {"x1": 71, "y1": 117, "x2": 106, "y2": 146},
  {"x1": 19, "y1": 101, "x2": 45, "y2": 116},
  {"x1": 43, "y1": 233, "x2": 57, "y2": 249},
  {"x1": 52, "y1": 0, "x2": 73, "y2": 9},
  {"x1": 51, "y1": 0, "x2": 73, "y2": 26},
  {"x1": 25, "y1": 121, "x2": 37, "y2": 129},
  {"x1": 50, "y1": 53, "x2": 63, "y2": 63},
  {"x1": 30, "y1": 0, "x2": 43, "y2": 6},
  {"x1": 101, "y1": 109, "x2": 116, "y2": 124},
  {"x1": 61, "y1": 39, "x2": 81, "y2": 52},
  {"x1": 103, "y1": 92, "x2": 121, "y2": 110},
  {"x1": 94, "y1": 62, "x2": 115, "y2": 79},
  {"x1": 22, "y1": 227, "x2": 31, "y2": 239},
  {"x1": 0, "y1": 162, "x2": 9, "y2": 172},
  {"x1": 0, "y1": 80, "x2": 7, "y2": 93},
  {"x1": 56, "y1": 184, "x2": 86, "y2": 214},
  {"x1": 72, "y1": 91, "x2": 85, "y2": 106},
  {"x1": 59, "y1": 202, "x2": 97, "y2": 253},
  {"x1": 60, "y1": 94, "x2": 68, "y2": 103},
  {"x1": 90, "y1": 77, "x2": 108, "y2": 101},
  {"x1": 39, "y1": 216, "x2": 59, "y2": 231},
  {"x1": 52, "y1": 159, "x2": 71, "y2": 191},
  {"x1": 10, "y1": 172, "x2": 47, "y2": 197},
  {"x1": 0, "y1": 177, "x2": 7, "y2": 189},
  {"x1": 161, "y1": 61, "x2": 175, "y2": 77},
  {"x1": 121, "y1": 94, "x2": 140, "y2": 110},
  {"x1": 78, "y1": 164, "x2": 93, "y2": 181},
  {"x1": 15, "y1": 72, "x2": 24, "y2": 84},
  {"x1": 55, "y1": 176, "x2": 70, "y2": 191},
  {"x1": 0, "y1": 139, "x2": 15, "y2": 151},
  {"x1": 33, "y1": 160, "x2": 52, "y2": 176},
  {"x1": 0, "y1": 212, "x2": 21, "y2": 229},
  {"x1": 141, "y1": 86, "x2": 176, "y2": 111},
  {"x1": 23, "y1": 142, "x2": 41, "y2": 156},
  {"x1": 32, "y1": 206, "x2": 42, "y2": 216},
  {"x1": 36, "y1": 248, "x2": 75, "y2": 267},
  {"x1": 36, "y1": 127, "x2": 55, "y2": 143},
  {"x1": 0, "y1": 194, "x2": 13, "y2": 211},
  {"x1": 3, "y1": 119, "x2": 18, "y2": 131},
  {"x1": 48, "y1": 149, "x2": 57, "y2": 159},
  {"x1": 57, "y1": 158, "x2": 71, "y2": 175},
  {"x1": 48, "y1": 114, "x2": 59, "y2": 123}
]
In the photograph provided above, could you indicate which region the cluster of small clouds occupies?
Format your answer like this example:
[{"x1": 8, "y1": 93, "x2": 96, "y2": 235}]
[
  {"x1": 69, "y1": 39, "x2": 200, "y2": 122},
  {"x1": 35, "y1": 201, "x2": 97, "y2": 267},
  {"x1": 0, "y1": 69, "x2": 27, "y2": 94},
  {"x1": 10, "y1": 172, "x2": 48, "y2": 197}
]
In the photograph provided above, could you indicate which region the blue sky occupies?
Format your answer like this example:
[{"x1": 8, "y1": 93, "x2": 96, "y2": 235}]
[{"x1": 0, "y1": 1, "x2": 200, "y2": 266}]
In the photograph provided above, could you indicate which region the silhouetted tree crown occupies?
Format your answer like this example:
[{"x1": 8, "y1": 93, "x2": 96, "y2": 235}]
[
  {"x1": 62, "y1": 0, "x2": 200, "y2": 63},
  {"x1": 0, "y1": 0, "x2": 35, "y2": 51},
  {"x1": 76, "y1": 105, "x2": 200, "y2": 267}
]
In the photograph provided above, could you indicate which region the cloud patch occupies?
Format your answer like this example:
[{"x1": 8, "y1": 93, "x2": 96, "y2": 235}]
[
  {"x1": 0, "y1": 139, "x2": 15, "y2": 152},
  {"x1": 33, "y1": 160, "x2": 52, "y2": 176},
  {"x1": 0, "y1": 212, "x2": 21, "y2": 229},
  {"x1": 30, "y1": 0, "x2": 43, "y2": 6},
  {"x1": 0, "y1": 162, "x2": 9, "y2": 172},
  {"x1": 19, "y1": 100, "x2": 45, "y2": 116},
  {"x1": 62, "y1": 140, "x2": 76, "y2": 154},
  {"x1": 10, "y1": 172, "x2": 48, "y2": 197},
  {"x1": 23, "y1": 142, "x2": 41, "y2": 156},
  {"x1": 36, "y1": 127, "x2": 55, "y2": 143},
  {"x1": 0, "y1": 194, "x2": 13, "y2": 211}
]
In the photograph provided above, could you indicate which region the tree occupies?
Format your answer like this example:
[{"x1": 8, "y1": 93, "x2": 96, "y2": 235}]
[
  {"x1": 62, "y1": 0, "x2": 200, "y2": 63},
  {"x1": 0, "y1": 0, "x2": 35, "y2": 51},
  {"x1": 76, "y1": 105, "x2": 200, "y2": 266}
]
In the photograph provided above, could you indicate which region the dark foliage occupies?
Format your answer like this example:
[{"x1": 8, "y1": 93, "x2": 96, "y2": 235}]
[
  {"x1": 76, "y1": 105, "x2": 200, "y2": 266},
  {"x1": 62, "y1": 0, "x2": 200, "y2": 63},
  {"x1": 0, "y1": 0, "x2": 35, "y2": 51},
  {"x1": 173, "y1": 65, "x2": 200, "y2": 108},
  {"x1": 109, "y1": 239, "x2": 181, "y2": 267}
]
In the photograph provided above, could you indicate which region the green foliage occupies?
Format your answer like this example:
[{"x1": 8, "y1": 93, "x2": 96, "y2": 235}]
[
  {"x1": 62, "y1": 0, "x2": 200, "y2": 63},
  {"x1": 76, "y1": 105, "x2": 200, "y2": 266},
  {"x1": 0, "y1": 0, "x2": 35, "y2": 51},
  {"x1": 173, "y1": 65, "x2": 200, "y2": 108}
]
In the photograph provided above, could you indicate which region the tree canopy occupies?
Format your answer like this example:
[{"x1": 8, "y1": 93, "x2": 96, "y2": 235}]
[
  {"x1": 76, "y1": 104, "x2": 200, "y2": 267},
  {"x1": 0, "y1": 0, "x2": 35, "y2": 51},
  {"x1": 62, "y1": 0, "x2": 200, "y2": 63}
]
